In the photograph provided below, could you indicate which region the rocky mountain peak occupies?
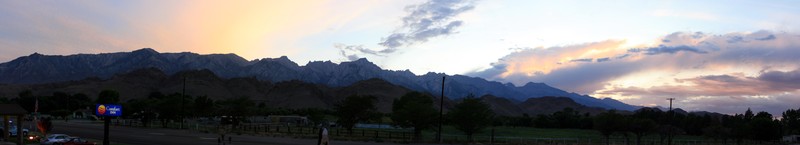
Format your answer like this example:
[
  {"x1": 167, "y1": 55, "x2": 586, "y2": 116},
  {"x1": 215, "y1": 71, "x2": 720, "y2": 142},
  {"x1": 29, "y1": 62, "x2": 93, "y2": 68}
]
[
  {"x1": 133, "y1": 48, "x2": 158, "y2": 54},
  {"x1": 341, "y1": 58, "x2": 379, "y2": 68},
  {"x1": 29, "y1": 52, "x2": 44, "y2": 57}
]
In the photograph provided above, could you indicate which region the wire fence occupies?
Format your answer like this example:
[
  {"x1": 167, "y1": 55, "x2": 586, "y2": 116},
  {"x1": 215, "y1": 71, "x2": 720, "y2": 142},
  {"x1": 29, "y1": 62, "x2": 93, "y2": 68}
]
[{"x1": 110, "y1": 119, "x2": 785, "y2": 145}]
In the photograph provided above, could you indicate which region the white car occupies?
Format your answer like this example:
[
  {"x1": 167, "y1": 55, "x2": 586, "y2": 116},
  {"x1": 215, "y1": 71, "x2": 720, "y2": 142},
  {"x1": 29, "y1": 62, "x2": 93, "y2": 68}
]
[
  {"x1": 0, "y1": 125, "x2": 29, "y2": 137},
  {"x1": 40, "y1": 134, "x2": 71, "y2": 145}
]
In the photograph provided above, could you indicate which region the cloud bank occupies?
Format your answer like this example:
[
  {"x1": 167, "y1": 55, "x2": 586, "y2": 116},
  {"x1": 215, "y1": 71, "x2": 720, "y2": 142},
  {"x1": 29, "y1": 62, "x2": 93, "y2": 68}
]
[
  {"x1": 469, "y1": 30, "x2": 800, "y2": 115},
  {"x1": 380, "y1": 0, "x2": 477, "y2": 49},
  {"x1": 337, "y1": 0, "x2": 477, "y2": 60}
]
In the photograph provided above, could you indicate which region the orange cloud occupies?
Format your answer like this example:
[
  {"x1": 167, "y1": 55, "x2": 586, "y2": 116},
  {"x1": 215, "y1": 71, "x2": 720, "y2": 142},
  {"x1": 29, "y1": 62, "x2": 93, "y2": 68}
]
[
  {"x1": 472, "y1": 30, "x2": 800, "y2": 96},
  {"x1": 499, "y1": 40, "x2": 628, "y2": 78}
]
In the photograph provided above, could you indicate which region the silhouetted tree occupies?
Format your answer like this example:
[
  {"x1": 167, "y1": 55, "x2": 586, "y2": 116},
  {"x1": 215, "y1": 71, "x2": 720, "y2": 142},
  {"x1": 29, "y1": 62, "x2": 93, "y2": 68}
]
[
  {"x1": 126, "y1": 98, "x2": 157, "y2": 127},
  {"x1": 552, "y1": 107, "x2": 583, "y2": 128},
  {"x1": 96, "y1": 90, "x2": 120, "y2": 104},
  {"x1": 511, "y1": 113, "x2": 533, "y2": 127},
  {"x1": 391, "y1": 92, "x2": 438, "y2": 141},
  {"x1": 534, "y1": 114, "x2": 555, "y2": 128},
  {"x1": 70, "y1": 93, "x2": 92, "y2": 111},
  {"x1": 154, "y1": 93, "x2": 185, "y2": 128},
  {"x1": 193, "y1": 95, "x2": 215, "y2": 117},
  {"x1": 750, "y1": 111, "x2": 781, "y2": 141},
  {"x1": 334, "y1": 95, "x2": 378, "y2": 133},
  {"x1": 217, "y1": 96, "x2": 255, "y2": 126},
  {"x1": 783, "y1": 108, "x2": 800, "y2": 135},
  {"x1": 744, "y1": 108, "x2": 754, "y2": 121},
  {"x1": 16, "y1": 90, "x2": 37, "y2": 112},
  {"x1": 629, "y1": 118, "x2": 657, "y2": 145},
  {"x1": 448, "y1": 95, "x2": 494, "y2": 142},
  {"x1": 594, "y1": 110, "x2": 622, "y2": 145}
]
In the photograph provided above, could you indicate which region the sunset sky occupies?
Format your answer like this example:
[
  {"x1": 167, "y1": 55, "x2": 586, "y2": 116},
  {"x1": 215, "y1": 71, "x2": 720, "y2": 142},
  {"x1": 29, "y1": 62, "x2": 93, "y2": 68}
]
[{"x1": 2, "y1": 0, "x2": 800, "y2": 115}]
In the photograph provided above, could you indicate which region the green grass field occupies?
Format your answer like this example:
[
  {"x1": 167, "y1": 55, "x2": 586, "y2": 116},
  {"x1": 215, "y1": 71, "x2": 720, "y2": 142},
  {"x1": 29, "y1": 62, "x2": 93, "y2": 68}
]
[{"x1": 421, "y1": 126, "x2": 706, "y2": 141}]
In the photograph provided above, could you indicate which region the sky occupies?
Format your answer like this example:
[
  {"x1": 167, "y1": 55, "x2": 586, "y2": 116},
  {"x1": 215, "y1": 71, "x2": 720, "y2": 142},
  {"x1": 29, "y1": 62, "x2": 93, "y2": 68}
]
[{"x1": 2, "y1": 0, "x2": 800, "y2": 115}]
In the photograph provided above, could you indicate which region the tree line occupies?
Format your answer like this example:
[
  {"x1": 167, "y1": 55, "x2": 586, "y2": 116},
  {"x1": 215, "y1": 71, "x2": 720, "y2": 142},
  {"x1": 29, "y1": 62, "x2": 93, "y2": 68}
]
[
  {"x1": 499, "y1": 106, "x2": 796, "y2": 145},
  {"x1": 2, "y1": 90, "x2": 799, "y2": 144}
]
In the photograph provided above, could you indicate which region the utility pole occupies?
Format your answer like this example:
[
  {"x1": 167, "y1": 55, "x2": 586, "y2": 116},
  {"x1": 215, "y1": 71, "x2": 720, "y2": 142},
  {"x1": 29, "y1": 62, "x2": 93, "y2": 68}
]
[
  {"x1": 666, "y1": 97, "x2": 675, "y2": 145},
  {"x1": 437, "y1": 76, "x2": 445, "y2": 143},
  {"x1": 180, "y1": 76, "x2": 186, "y2": 129},
  {"x1": 667, "y1": 98, "x2": 675, "y2": 111}
]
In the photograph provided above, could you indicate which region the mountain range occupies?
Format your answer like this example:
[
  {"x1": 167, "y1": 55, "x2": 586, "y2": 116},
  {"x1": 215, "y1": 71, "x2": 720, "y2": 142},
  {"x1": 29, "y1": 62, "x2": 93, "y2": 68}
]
[
  {"x1": 0, "y1": 48, "x2": 639, "y2": 110},
  {"x1": 0, "y1": 67, "x2": 611, "y2": 116}
]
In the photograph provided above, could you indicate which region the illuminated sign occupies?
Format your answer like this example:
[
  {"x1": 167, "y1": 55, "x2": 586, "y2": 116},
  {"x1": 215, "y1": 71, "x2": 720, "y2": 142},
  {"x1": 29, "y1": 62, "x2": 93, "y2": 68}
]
[{"x1": 96, "y1": 104, "x2": 122, "y2": 117}]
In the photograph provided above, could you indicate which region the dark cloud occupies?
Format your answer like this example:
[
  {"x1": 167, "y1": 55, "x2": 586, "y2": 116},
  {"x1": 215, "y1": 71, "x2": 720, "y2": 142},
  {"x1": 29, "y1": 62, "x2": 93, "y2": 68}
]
[
  {"x1": 756, "y1": 35, "x2": 776, "y2": 41},
  {"x1": 727, "y1": 36, "x2": 747, "y2": 43},
  {"x1": 466, "y1": 62, "x2": 507, "y2": 79},
  {"x1": 334, "y1": 44, "x2": 374, "y2": 61},
  {"x1": 597, "y1": 57, "x2": 610, "y2": 62},
  {"x1": 335, "y1": 0, "x2": 478, "y2": 60},
  {"x1": 570, "y1": 58, "x2": 593, "y2": 62},
  {"x1": 757, "y1": 69, "x2": 800, "y2": 89},
  {"x1": 379, "y1": 0, "x2": 477, "y2": 49},
  {"x1": 339, "y1": 50, "x2": 360, "y2": 61},
  {"x1": 615, "y1": 54, "x2": 631, "y2": 59},
  {"x1": 628, "y1": 45, "x2": 707, "y2": 55}
]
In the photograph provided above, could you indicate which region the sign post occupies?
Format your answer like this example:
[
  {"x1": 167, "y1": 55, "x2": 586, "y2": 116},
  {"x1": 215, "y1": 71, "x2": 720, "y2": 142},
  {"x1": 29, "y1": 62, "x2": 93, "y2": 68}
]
[{"x1": 96, "y1": 104, "x2": 121, "y2": 145}]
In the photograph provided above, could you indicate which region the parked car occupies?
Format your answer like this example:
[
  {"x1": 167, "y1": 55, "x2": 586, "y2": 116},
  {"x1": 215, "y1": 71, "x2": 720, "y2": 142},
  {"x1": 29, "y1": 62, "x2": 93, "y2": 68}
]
[
  {"x1": 40, "y1": 134, "x2": 71, "y2": 145},
  {"x1": 0, "y1": 125, "x2": 29, "y2": 137},
  {"x1": 62, "y1": 137, "x2": 96, "y2": 145}
]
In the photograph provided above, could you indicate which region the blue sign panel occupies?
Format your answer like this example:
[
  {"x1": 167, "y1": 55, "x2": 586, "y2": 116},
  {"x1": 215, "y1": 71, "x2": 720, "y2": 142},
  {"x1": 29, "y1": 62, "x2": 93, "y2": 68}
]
[{"x1": 96, "y1": 104, "x2": 122, "y2": 117}]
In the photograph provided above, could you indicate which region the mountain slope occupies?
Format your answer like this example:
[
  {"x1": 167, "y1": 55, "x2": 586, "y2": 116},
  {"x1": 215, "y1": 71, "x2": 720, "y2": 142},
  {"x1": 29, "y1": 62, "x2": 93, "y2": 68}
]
[
  {"x1": 518, "y1": 96, "x2": 607, "y2": 115},
  {"x1": 0, "y1": 68, "x2": 446, "y2": 113},
  {"x1": 0, "y1": 49, "x2": 639, "y2": 110}
]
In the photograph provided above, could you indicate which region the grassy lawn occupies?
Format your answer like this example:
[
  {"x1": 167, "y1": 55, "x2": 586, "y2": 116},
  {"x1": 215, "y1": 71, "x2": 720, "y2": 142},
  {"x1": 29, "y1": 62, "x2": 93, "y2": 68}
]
[{"x1": 421, "y1": 126, "x2": 706, "y2": 141}]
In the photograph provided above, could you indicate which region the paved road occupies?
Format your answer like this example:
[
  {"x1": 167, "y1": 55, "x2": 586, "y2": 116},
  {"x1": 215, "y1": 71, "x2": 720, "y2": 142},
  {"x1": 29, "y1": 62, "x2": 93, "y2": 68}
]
[{"x1": 46, "y1": 121, "x2": 434, "y2": 145}]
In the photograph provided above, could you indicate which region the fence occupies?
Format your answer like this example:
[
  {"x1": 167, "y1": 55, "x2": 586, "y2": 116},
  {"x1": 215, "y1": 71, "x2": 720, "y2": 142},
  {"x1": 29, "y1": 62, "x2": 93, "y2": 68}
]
[
  {"x1": 110, "y1": 119, "x2": 783, "y2": 145},
  {"x1": 112, "y1": 119, "x2": 416, "y2": 142}
]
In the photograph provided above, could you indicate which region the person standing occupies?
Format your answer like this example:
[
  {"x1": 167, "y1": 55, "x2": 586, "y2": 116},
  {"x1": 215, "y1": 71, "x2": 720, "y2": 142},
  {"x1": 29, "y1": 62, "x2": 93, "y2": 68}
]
[{"x1": 318, "y1": 127, "x2": 329, "y2": 145}]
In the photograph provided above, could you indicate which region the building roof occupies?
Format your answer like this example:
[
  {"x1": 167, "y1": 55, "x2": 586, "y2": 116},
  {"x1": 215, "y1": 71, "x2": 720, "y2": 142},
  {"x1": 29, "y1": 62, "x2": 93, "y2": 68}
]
[{"x1": 0, "y1": 104, "x2": 28, "y2": 115}]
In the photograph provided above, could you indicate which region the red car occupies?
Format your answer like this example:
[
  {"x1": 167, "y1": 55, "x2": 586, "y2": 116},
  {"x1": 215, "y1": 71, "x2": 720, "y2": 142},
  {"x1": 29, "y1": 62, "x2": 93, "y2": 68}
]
[{"x1": 62, "y1": 137, "x2": 96, "y2": 145}]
